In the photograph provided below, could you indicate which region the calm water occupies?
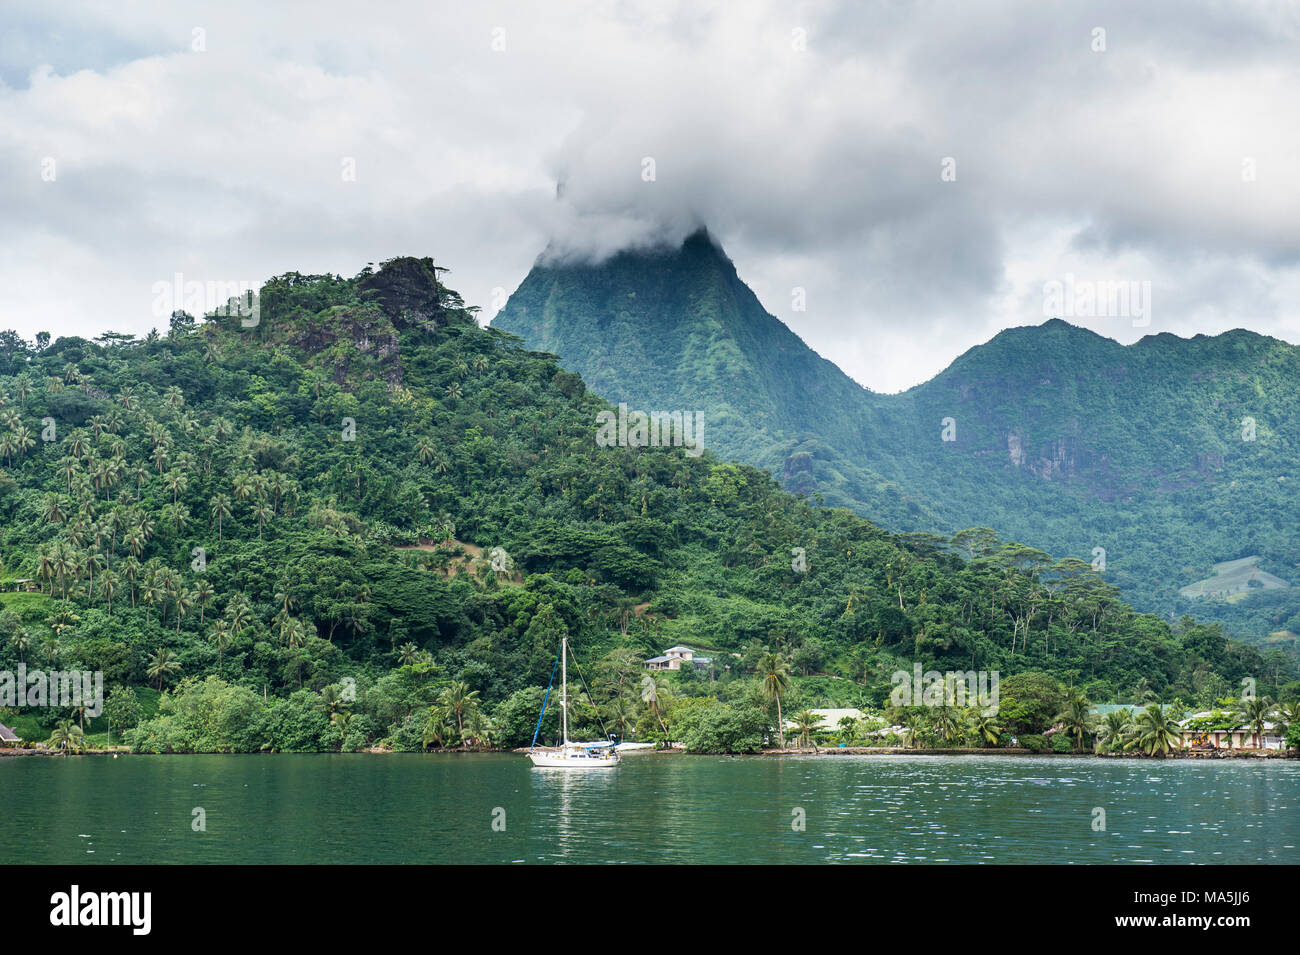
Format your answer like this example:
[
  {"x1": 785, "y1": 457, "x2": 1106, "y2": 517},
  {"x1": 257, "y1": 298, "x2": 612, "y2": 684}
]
[{"x1": 3, "y1": 753, "x2": 1298, "y2": 864}]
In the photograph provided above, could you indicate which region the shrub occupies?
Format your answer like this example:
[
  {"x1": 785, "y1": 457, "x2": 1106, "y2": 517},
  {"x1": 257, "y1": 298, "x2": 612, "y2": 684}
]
[
  {"x1": 1019, "y1": 733, "x2": 1051, "y2": 753},
  {"x1": 678, "y1": 700, "x2": 769, "y2": 754},
  {"x1": 1051, "y1": 733, "x2": 1073, "y2": 753}
]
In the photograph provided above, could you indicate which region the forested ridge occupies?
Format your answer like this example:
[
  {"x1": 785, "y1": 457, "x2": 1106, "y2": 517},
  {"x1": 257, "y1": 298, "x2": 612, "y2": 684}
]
[
  {"x1": 495, "y1": 230, "x2": 1300, "y2": 647},
  {"x1": 0, "y1": 256, "x2": 1289, "y2": 754}
]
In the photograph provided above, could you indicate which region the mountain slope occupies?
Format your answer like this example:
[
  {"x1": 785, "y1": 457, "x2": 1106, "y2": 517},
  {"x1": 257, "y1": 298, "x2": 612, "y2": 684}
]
[
  {"x1": 496, "y1": 230, "x2": 933, "y2": 529},
  {"x1": 0, "y1": 255, "x2": 1280, "y2": 756},
  {"x1": 494, "y1": 235, "x2": 1300, "y2": 648}
]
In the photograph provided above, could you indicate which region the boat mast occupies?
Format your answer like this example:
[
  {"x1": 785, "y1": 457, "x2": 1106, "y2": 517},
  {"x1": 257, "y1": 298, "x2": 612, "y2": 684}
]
[{"x1": 561, "y1": 635, "x2": 569, "y2": 746}]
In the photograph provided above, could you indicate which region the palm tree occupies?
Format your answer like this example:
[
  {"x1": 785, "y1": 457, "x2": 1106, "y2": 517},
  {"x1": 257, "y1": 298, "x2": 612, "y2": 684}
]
[
  {"x1": 282, "y1": 618, "x2": 307, "y2": 649},
  {"x1": 47, "y1": 720, "x2": 86, "y2": 755},
  {"x1": 1125, "y1": 703, "x2": 1180, "y2": 757},
  {"x1": 933, "y1": 703, "x2": 963, "y2": 744},
  {"x1": 437, "y1": 681, "x2": 481, "y2": 746},
  {"x1": 146, "y1": 648, "x2": 182, "y2": 691},
  {"x1": 422, "y1": 717, "x2": 456, "y2": 749},
  {"x1": 142, "y1": 582, "x2": 161, "y2": 625},
  {"x1": 164, "y1": 469, "x2": 187, "y2": 504},
  {"x1": 604, "y1": 694, "x2": 640, "y2": 740},
  {"x1": 208, "y1": 496, "x2": 233, "y2": 540},
  {"x1": 1275, "y1": 700, "x2": 1300, "y2": 736},
  {"x1": 901, "y1": 709, "x2": 927, "y2": 749},
  {"x1": 173, "y1": 588, "x2": 194, "y2": 634},
  {"x1": 1238, "y1": 697, "x2": 1273, "y2": 750},
  {"x1": 225, "y1": 596, "x2": 253, "y2": 635},
  {"x1": 99, "y1": 569, "x2": 118, "y2": 615},
  {"x1": 253, "y1": 502, "x2": 271, "y2": 538},
  {"x1": 639, "y1": 674, "x2": 670, "y2": 738},
  {"x1": 1096, "y1": 708, "x2": 1133, "y2": 754},
  {"x1": 966, "y1": 708, "x2": 1002, "y2": 747},
  {"x1": 40, "y1": 492, "x2": 66, "y2": 525},
  {"x1": 330, "y1": 711, "x2": 353, "y2": 749},
  {"x1": 1055, "y1": 689, "x2": 1094, "y2": 752},
  {"x1": 791, "y1": 710, "x2": 822, "y2": 749},
  {"x1": 8, "y1": 627, "x2": 29, "y2": 663},
  {"x1": 50, "y1": 541, "x2": 76, "y2": 601},
  {"x1": 208, "y1": 620, "x2": 231, "y2": 668},
  {"x1": 121, "y1": 556, "x2": 141, "y2": 607},
  {"x1": 193, "y1": 580, "x2": 215, "y2": 623},
  {"x1": 71, "y1": 699, "x2": 91, "y2": 730},
  {"x1": 759, "y1": 652, "x2": 791, "y2": 747}
]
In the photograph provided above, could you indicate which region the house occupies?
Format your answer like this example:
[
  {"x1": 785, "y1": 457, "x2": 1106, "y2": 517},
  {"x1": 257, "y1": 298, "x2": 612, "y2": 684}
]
[
  {"x1": 1175, "y1": 712, "x2": 1288, "y2": 751},
  {"x1": 644, "y1": 646, "x2": 712, "y2": 672},
  {"x1": 0, "y1": 723, "x2": 22, "y2": 747},
  {"x1": 782, "y1": 708, "x2": 866, "y2": 732}
]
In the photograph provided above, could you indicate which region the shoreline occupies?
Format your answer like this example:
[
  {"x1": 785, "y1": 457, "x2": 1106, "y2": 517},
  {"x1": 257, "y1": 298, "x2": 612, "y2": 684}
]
[{"x1": 5, "y1": 744, "x2": 1293, "y2": 759}]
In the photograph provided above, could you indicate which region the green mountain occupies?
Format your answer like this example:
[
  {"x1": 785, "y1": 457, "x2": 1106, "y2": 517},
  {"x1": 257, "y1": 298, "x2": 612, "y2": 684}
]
[
  {"x1": 493, "y1": 232, "x2": 1300, "y2": 648},
  {"x1": 0, "y1": 256, "x2": 1283, "y2": 754}
]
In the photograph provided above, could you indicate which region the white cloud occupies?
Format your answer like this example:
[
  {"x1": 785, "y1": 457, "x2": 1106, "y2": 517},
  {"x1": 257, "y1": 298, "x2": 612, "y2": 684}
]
[{"x1": 0, "y1": 0, "x2": 1297, "y2": 393}]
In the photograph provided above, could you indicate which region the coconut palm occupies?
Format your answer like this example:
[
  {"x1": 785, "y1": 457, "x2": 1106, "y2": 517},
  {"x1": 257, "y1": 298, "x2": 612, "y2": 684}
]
[
  {"x1": 759, "y1": 652, "x2": 792, "y2": 747},
  {"x1": 47, "y1": 720, "x2": 86, "y2": 755},
  {"x1": 932, "y1": 703, "x2": 963, "y2": 744},
  {"x1": 1275, "y1": 700, "x2": 1300, "y2": 734},
  {"x1": 966, "y1": 708, "x2": 1002, "y2": 747},
  {"x1": 604, "y1": 694, "x2": 640, "y2": 740},
  {"x1": 330, "y1": 710, "x2": 353, "y2": 749},
  {"x1": 208, "y1": 620, "x2": 232, "y2": 668},
  {"x1": 193, "y1": 579, "x2": 215, "y2": 623},
  {"x1": 791, "y1": 710, "x2": 822, "y2": 749},
  {"x1": 640, "y1": 674, "x2": 670, "y2": 737},
  {"x1": 422, "y1": 716, "x2": 456, "y2": 749},
  {"x1": 1238, "y1": 697, "x2": 1273, "y2": 750},
  {"x1": 99, "y1": 569, "x2": 118, "y2": 615},
  {"x1": 173, "y1": 588, "x2": 194, "y2": 634},
  {"x1": 8, "y1": 627, "x2": 29, "y2": 663},
  {"x1": 1125, "y1": 703, "x2": 1180, "y2": 757},
  {"x1": 146, "y1": 648, "x2": 182, "y2": 691},
  {"x1": 40, "y1": 492, "x2": 66, "y2": 525},
  {"x1": 1055, "y1": 689, "x2": 1094, "y2": 752},
  {"x1": 1096, "y1": 708, "x2": 1133, "y2": 754},
  {"x1": 901, "y1": 709, "x2": 927, "y2": 750},
  {"x1": 437, "y1": 681, "x2": 481, "y2": 746},
  {"x1": 225, "y1": 595, "x2": 253, "y2": 635}
]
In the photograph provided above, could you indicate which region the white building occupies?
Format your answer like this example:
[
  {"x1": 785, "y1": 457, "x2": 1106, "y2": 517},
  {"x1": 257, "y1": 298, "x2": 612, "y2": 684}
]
[{"x1": 644, "y1": 646, "x2": 712, "y2": 672}]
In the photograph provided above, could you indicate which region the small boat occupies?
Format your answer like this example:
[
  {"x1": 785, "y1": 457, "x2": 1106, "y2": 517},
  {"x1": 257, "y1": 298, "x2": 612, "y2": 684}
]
[{"x1": 528, "y1": 636, "x2": 619, "y2": 769}]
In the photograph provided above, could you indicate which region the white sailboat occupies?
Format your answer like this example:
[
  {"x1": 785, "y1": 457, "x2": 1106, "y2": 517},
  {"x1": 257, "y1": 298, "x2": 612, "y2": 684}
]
[{"x1": 528, "y1": 635, "x2": 620, "y2": 769}]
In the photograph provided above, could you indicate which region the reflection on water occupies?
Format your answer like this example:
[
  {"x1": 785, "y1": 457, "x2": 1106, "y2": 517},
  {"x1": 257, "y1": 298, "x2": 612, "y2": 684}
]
[
  {"x1": 530, "y1": 766, "x2": 618, "y2": 862},
  {"x1": 3, "y1": 753, "x2": 1298, "y2": 864}
]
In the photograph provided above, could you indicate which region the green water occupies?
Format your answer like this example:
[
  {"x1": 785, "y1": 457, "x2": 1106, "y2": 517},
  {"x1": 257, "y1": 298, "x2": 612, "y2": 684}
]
[{"x1": 4, "y1": 753, "x2": 1298, "y2": 864}]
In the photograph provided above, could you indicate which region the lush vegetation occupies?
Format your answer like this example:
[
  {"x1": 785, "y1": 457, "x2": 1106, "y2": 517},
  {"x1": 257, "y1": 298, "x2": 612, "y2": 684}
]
[
  {"x1": 495, "y1": 230, "x2": 1300, "y2": 648},
  {"x1": 0, "y1": 256, "x2": 1293, "y2": 755}
]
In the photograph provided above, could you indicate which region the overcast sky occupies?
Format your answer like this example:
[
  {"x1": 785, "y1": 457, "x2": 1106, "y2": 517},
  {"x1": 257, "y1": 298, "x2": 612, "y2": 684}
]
[{"x1": 3, "y1": 1, "x2": 1298, "y2": 392}]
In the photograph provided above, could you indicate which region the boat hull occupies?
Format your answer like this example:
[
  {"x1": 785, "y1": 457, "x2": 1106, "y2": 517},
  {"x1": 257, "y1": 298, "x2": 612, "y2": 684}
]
[{"x1": 528, "y1": 751, "x2": 620, "y2": 768}]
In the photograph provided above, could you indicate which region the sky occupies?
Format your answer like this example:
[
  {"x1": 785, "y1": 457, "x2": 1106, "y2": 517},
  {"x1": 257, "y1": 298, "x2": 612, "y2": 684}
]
[{"x1": 2, "y1": 0, "x2": 1298, "y2": 393}]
